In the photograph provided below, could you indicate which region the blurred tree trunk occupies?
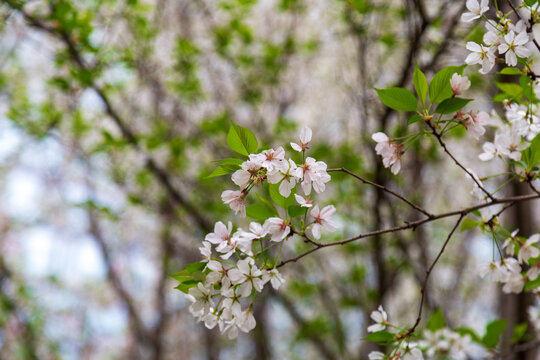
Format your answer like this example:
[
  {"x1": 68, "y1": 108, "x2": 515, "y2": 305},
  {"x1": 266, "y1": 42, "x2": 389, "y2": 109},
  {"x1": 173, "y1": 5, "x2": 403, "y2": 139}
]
[{"x1": 499, "y1": 181, "x2": 537, "y2": 360}]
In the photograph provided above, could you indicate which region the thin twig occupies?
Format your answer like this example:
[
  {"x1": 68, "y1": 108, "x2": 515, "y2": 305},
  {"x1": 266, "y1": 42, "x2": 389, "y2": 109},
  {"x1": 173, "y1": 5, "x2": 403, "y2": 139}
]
[
  {"x1": 426, "y1": 121, "x2": 495, "y2": 201},
  {"x1": 328, "y1": 168, "x2": 434, "y2": 218},
  {"x1": 401, "y1": 214, "x2": 464, "y2": 338}
]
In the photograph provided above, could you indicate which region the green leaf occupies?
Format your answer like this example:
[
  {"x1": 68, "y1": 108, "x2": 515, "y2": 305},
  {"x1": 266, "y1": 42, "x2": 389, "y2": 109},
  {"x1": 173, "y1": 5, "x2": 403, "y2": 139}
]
[
  {"x1": 496, "y1": 82, "x2": 523, "y2": 99},
  {"x1": 288, "y1": 205, "x2": 307, "y2": 218},
  {"x1": 185, "y1": 262, "x2": 206, "y2": 273},
  {"x1": 426, "y1": 308, "x2": 446, "y2": 331},
  {"x1": 455, "y1": 327, "x2": 482, "y2": 343},
  {"x1": 206, "y1": 163, "x2": 241, "y2": 178},
  {"x1": 362, "y1": 331, "x2": 395, "y2": 344},
  {"x1": 435, "y1": 98, "x2": 473, "y2": 115},
  {"x1": 375, "y1": 87, "x2": 417, "y2": 112},
  {"x1": 512, "y1": 323, "x2": 529, "y2": 344},
  {"x1": 414, "y1": 63, "x2": 428, "y2": 106},
  {"x1": 227, "y1": 122, "x2": 258, "y2": 156},
  {"x1": 522, "y1": 133, "x2": 540, "y2": 168},
  {"x1": 269, "y1": 183, "x2": 296, "y2": 208},
  {"x1": 429, "y1": 65, "x2": 466, "y2": 104},
  {"x1": 169, "y1": 261, "x2": 207, "y2": 294},
  {"x1": 524, "y1": 276, "x2": 540, "y2": 291},
  {"x1": 499, "y1": 67, "x2": 523, "y2": 75},
  {"x1": 482, "y1": 319, "x2": 507, "y2": 348},
  {"x1": 212, "y1": 158, "x2": 244, "y2": 165},
  {"x1": 408, "y1": 114, "x2": 422, "y2": 125},
  {"x1": 461, "y1": 218, "x2": 480, "y2": 231},
  {"x1": 525, "y1": 0, "x2": 537, "y2": 6},
  {"x1": 246, "y1": 203, "x2": 278, "y2": 220}
]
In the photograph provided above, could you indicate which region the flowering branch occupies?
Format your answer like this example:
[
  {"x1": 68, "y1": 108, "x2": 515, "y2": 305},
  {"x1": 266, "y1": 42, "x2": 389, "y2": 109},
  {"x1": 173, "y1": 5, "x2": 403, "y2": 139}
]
[{"x1": 278, "y1": 193, "x2": 540, "y2": 268}]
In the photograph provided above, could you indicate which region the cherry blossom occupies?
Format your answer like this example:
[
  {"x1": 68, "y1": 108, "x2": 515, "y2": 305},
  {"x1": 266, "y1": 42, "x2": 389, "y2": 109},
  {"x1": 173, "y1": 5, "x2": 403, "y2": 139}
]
[
  {"x1": 461, "y1": 111, "x2": 488, "y2": 139},
  {"x1": 367, "y1": 305, "x2": 388, "y2": 333},
  {"x1": 518, "y1": 234, "x2": 540, "y2": 264},
  {"x1": 450, "y1": 73, "x2": 471, "y2": 96},
  {"x1": 249, "y1": 146, "x2": 285, "y2": 172},
  {"x1": 461, "y1": 0, "x2": 489, "y2": 22},
  {"x1": 261, "y1": 268, "x2": 285, "y2": 290},
  {"x1": 290, "y1": 126, "x2": 312, "y2": 152},
  {"x1": 309, "y1": 204, "x2": 338, "y2": 239},
  {"x1": 295, "y1": 194, "x2": 313, "y2": 207},
  {"x1": 221, "y1": 190, "x2": 247, "y2": 216},
  {"x1": 299, "y1": 157, "x2": 331, "y2": 194},
  {"x1": 228, "y1": 258, "x2": 265, "y2": 293},
  {"x1": 498, "y1": 31, "x2": 530, "y2": 67},
  {"x1": 267, "y1": 158, "x2": 301, "y2": 197},
  {"x1": 465, "y1": 42, "x2": 496, "y2": 74},
  {"x1": 372, "y1": 132, "x2": 402, "y2": 174},
  {"x1": 264, "y1": 217, "x2": 291, "y2": 242},
  {"x1": 232, "y1": 160, "x2": 262, "y2": 188}
]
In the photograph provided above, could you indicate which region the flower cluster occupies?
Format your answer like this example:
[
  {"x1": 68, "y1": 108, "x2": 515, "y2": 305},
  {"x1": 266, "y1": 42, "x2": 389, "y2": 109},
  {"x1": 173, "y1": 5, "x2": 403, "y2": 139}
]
[
  {"x1": 479, "y1": 232, "x2": 540, "y2": 294},
  {"x1": 463, "y1": 0, "x2": 536, "y2": 72},
  {"x1": 184, "y1": 126, "x2": 339, "y2": 338},
  {"x1": 366, "y1": 306, "x2": 489, "y2": 359}
]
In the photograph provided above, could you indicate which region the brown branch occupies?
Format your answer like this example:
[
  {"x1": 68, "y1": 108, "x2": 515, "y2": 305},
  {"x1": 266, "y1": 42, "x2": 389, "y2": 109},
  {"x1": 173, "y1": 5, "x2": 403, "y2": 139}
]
[
  {"x1": 401, "y1": 214, "x2": 464, "y2": 338},
  {"x1": 426, "y1": 121, "x2": 495, "y2": 201},
  {"x1": 328, "y1": 168, "x2": 434, "y2": 218},
  {"x1": 278, "y1": 193, "x2": 540, "y2": 268}
]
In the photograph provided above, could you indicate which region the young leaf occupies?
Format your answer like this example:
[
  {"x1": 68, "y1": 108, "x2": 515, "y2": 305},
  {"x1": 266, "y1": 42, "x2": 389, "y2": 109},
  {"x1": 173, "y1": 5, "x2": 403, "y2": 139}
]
[
  {"x1": 461, "y1": 218, "x2": 480, "y2": 232},
  {"x1": 414, "y1": 63, "x2": 428, "y2": 106},
  {"x1": 427, "y1": 308, "x2": 446, "y2": 331},
  {"x1": 227, "y1": 122, "x2": 258, "y2": 156},
  {"x1": 482, "y1": 319, "x2": 507, "y2": 348},
  {"x1": 499, "y1": 67, "x2": 523, "y2": 75},
  {"x1": 288, "y1": 204, "x2": 307, "y2": 218},
  {"x1": 375, "y1": 87, "x2": 417, "y2": 112},
  {"x1": 362, "y1": 330, "x2": 395, "y2": 344},
  {"x1": 408, "y1": 114, "x2": 422, "y2": 125},
  {"x1": 246, "y1": 203, "x2": 278, "y2": 220},
  {"x1": 522, "y1": 133, "x2": 540, "y2": 168},
  {"x1": 269, "y1": 183, "x2": 296, "y2": 208},
  {"x1": 429, "y1": 65, "x2": 466, "y2": 104},
  {"x1": 435, "y1": 98, "x2": 472, "y2": 115},
  {"x1": 212, "y1": 158, "x2": 244, "y2": 165},
  {"x1": 206, "y1": 163, "x2": 241, "y2": 178}
]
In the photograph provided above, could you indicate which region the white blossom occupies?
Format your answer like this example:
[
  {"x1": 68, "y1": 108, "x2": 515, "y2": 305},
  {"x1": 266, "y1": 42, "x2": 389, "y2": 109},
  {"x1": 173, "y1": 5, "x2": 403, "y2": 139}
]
[
  {"x1": 465, "y1": 42, "x2": 496, "y2": 74},
  {"x1": 221, "y1": 190, "x2": 246, "y2": 216},
  {"x1": 186, "y1": 283, "x2": 214, "y2": 318},
  {"x1": 261, "y1": 268, "x2": 285, "y2": 290},
  {"x1": 498, "y1": 31, "x2": 530, "y2": 67},
  {"x1": 450, "y1": 73, "x2": 471, "y2": 95},
  {"x1": 267, "y1": 158, "x2": 301, "y2": 197},
  {"x1": 367, "y1": 305, "x2": 388, "y2": 333},
  {"x1": 372, "y1": 132, "x2": 402, "y2": 174},
  {"x1": 461, "y1": 0, "x2": 489, "y2": 22},
  {"x1": 232, "y1": 160, "x2": 262, "y2": 188},
  {"x1": 295, "y1": 194, "x2": 313, "y2": 208},
  {"x1": 228, "y1": 258, "x2": 265, "y2": 294},
  {"x1": 518, "y1": 234, "x2": 540, "y2": 263},
  {"x1": 249, "y1": 147, "x2": 285, "y2": 172},
  {"x1": 290, "y1": 126, "x2": 312, "y2": 152},
  {"x1": 309, "y1": 204, "x2": 338, "y2": 240},
  {"x1": 299, "y1": 157, "x2": 331, "y2": 194},
  {"x1": 264, "y1": 217, "x2": 291, "y2": 242}
]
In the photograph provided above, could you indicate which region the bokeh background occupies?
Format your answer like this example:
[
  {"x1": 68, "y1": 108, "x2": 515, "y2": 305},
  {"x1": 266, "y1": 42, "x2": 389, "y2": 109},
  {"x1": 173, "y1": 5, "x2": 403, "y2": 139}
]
[{"x1": 0, "y1": 0, "x2": 538, "y2": 359}]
